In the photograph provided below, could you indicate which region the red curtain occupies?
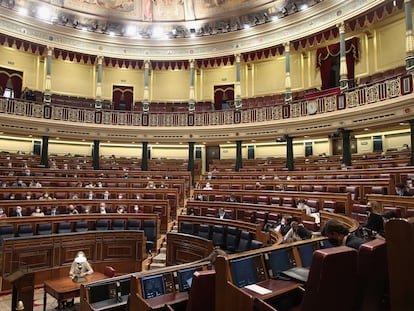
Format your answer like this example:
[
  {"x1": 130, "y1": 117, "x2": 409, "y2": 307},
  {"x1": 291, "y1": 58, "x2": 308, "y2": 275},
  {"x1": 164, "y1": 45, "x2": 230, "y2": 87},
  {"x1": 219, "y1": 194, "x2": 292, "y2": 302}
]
[
  {"x1": 0, "y1": 67, "x2": 23, "y2": 98},
  {"x1": 112, "y1": 85, "x2": 134, "y2": 111},
  {"x1": 316, "y1": 37, "x2": 359, "y2": 90},
  {"x1": 213, "y1": 85, "x2": 234, "y2": 110}
]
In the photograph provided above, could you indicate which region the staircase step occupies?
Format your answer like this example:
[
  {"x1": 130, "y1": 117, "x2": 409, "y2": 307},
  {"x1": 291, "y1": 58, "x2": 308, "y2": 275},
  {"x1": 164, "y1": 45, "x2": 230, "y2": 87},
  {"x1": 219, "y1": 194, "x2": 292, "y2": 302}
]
[
  {"x1": 150, "y1": 262, "x2": 166, "y2": 269},
  {"x1": 152, "y1": 253, "x2": 166, "y2": 263}
]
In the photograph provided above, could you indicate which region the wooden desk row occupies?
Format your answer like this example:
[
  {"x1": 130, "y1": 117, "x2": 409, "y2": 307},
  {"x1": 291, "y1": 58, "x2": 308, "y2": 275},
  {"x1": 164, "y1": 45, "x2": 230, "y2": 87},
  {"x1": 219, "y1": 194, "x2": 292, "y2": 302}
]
[
  {"x1": 192, "y1": 189, "x2": 353, "y2": 216},
  {"x1": 1, "y1": 229, "x2": 146, "y2": 292},
  {"x1": 0, "y1": 176, "x2": 187, "y2": 206},
  {"x1": 0, "y1": 167, "x2": 192, "y2": 191},
  {"x1": 202, "y1": 165, "x2": 414, "y2": 184},
  {"x1": 0, "y1": 198, "x2": 169, "y2": 233},
  {"x1": 197, "y1": 177, "x2": 395, "y2": 201},
  {"x1": 365, "y1": 194, "x2": 414, "y2": 218}
]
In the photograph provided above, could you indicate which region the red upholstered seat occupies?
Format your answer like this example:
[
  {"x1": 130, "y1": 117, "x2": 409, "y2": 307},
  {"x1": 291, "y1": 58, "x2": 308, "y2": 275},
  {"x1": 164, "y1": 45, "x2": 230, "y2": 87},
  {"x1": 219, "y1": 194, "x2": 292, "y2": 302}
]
[
  {"x1": 186, "y1": 270, "x2": 216, "y2": 311},
  {"x1": 356, "y1": 239, "x2": 388, "y2": 311},
  {"x1": 292, "y1": 246, "x2": 358, "y2": 311}
]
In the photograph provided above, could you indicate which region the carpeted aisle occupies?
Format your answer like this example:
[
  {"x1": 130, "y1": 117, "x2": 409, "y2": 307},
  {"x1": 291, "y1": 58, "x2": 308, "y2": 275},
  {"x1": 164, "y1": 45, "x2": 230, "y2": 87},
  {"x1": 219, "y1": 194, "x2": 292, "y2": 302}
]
[{"x1": 0, "y1": 288, "x2": 80, "y2": 310}]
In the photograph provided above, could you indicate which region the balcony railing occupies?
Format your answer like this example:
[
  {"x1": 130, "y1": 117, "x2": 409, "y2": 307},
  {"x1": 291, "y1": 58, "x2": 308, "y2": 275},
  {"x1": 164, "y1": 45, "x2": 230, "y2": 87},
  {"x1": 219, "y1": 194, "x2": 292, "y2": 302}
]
[{"x1": 0, "y1": 75, "x2": 411, "y2": 127}]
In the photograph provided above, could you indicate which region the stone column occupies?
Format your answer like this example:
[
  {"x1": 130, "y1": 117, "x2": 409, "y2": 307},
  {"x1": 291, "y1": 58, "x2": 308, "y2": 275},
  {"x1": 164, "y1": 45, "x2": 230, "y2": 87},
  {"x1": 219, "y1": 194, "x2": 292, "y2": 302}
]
[
  {"x1": 284, "y1": 42, "x2": 292, "y2": 103},
  {"x1": 43, "y1": 46, "x2": 53, "y2": 104},
  {"x1": 95, "y1": 56, "x2": 103, "y2": 110},
  {"x1": 143, "y1": 60, "x2": 151, "y2": 113},
  {"x1": 410, "y1": 119, "x2": 414, "y2": 165},
  {"x1": 141, "y1": 142, "x2": 148, "y2": 171},
  {"x1": 340, "y1": 129, "x2": 352, "y2": 166},
  {"x1": 234, "y1": 54, "x2": 242, "y2": 110},
  {"x1": 93, "y1": 140, "x2": 100, "y2": 170},
  {"x1": 405, "y1": 0, "x2": 414, "y2": 71},
  {"x1": 286, "y1": 136, "x2": 294, "y2": 171},
  {"x1": 189, "y1": 59, "x2": 195, "y2": 113},
  {"x1": 236, "y1": 140, "x2": 243, "y2": 171},
  {"x1": 41, "y1": 136, "x2": 49, "y2": 168},
  {"x1": 338, "y1": 22, "x2": 348, "y2": 91},
  {"x1": 188, "y1": 142, "x2": 195, "y2": 187}
]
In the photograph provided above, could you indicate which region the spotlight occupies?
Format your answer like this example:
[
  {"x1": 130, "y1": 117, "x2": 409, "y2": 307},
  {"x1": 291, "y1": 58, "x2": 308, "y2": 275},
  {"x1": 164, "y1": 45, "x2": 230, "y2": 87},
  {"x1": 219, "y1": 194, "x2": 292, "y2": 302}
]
[
  {"x1": 7, "y1": 0, "x2": 15, "y2": 9},
  {"x1": 292, "y1": 3, "x2": 298, "y2": 13},
  {"x1": 236, "y1": 21, "x2": 242, "y2": 30},
  {"x1": 61, "y1": 15, "x2": 68, "y2": 25},
  {"x1": 263, "y1": 13, "x2": 270, "y2": 23},
  {"x1": 254, "y1": 16, "x2": 260, "y2": 25},
  {"x1": 101, "y1": 24, "x2": 107, "y2": 33},
  {"x1": 225, "y1": 23, "x2": 231, "y2": 32},
  {"x1": 281, "y1": 7, "x2": 288, "y2": 16},
  {"x1": 72, "y1": 20, "x2": 79, "y2": 28}
]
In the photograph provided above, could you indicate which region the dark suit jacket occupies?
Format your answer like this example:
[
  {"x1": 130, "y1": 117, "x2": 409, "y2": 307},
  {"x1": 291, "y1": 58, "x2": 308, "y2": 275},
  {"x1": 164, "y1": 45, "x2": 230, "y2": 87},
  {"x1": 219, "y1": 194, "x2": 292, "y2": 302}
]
[
  {"x1": 345, "y1": 234, "x2": 365, "y2": 249},
  {"x1": 365, "y1": 213, "x2": 384, "y2": 233},
  {"x1": 216, "y1": 213, "x2": 231, "y2": 219}
]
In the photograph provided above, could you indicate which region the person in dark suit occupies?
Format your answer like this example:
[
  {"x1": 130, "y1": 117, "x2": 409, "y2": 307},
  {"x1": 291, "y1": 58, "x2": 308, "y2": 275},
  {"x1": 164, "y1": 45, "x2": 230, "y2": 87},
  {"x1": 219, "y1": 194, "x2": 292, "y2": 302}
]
[
  {"x1": 322, "y1": 219, "x2": 365, "y2": 250},
  {"x1": 365, "y1": 200, "x2": 384, "y2": 234},
  {"x1": 216, "y1": 208, "x2": 231, "y2": 219},
  {"x1": 11, "y1": 205, "x2": 24, "y2": 217},
  {"x1": 395, "y1": 182, "x2": 410, "y2": 196},
  {"x1": 48, "y1": 206, "x2": 59, "y2": 216}
]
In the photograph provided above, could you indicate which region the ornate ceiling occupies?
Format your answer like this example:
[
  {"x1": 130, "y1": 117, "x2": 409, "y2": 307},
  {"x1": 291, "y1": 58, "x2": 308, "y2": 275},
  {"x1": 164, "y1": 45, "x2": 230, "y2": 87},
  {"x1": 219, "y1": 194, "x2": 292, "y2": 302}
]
[{"x1": 0, "y1": 0, "x2": 385, "y2": 60}]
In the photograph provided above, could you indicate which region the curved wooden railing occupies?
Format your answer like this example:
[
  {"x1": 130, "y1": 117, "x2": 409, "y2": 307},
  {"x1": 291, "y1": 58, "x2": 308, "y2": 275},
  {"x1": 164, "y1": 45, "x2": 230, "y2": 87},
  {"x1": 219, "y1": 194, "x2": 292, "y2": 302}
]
[{"x1": 0, "y1": 74, "x2": 411, "y2": 127}]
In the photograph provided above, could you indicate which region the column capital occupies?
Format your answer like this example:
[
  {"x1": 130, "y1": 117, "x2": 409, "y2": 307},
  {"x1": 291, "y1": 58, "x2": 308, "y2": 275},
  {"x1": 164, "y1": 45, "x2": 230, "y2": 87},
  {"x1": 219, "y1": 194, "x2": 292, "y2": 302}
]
[
  {"x1": 235, "y1": 54, "x2": 241, "y2": 62},
  {"x1": 144, "y1": 60, "x2": 151, "y2": 68},
  {"x1": 46, "y1": 46, "x2": 53, "y2": 55},
  {"x1": 189, "y1": 59, "x2": 195, "y2": 66},
  {"x1": 97, "y1": 55, "x2": 104, "y2": 64},
  {"x1": 283, "y1": 42, "x2": 290, "y2": 51},
  {"x1": 336, "y1": 21, "x2": 346, "y2": 33}
]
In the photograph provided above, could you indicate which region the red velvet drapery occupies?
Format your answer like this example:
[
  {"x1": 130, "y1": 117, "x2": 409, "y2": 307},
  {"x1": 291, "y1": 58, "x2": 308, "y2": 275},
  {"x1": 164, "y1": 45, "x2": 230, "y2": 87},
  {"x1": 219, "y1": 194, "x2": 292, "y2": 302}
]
[
  {"x1": 213, "y1": 85, "x2": 234, "y2": 110},
  {"x1": 316, "y1": 37, "x2": 359, "y2": 90},
  {"x1": 0, "y1": 67, "x2": 23, "y2": 98},
  {"x1": 112, "y1": 86, "x2": 134, "y2": 111}
]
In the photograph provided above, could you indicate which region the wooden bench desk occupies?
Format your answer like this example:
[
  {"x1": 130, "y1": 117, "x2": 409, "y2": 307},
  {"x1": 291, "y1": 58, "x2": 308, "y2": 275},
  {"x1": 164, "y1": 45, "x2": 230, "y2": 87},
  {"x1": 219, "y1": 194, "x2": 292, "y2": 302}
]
[{"x1": 44, "y1": 272, "x2": 106, "y2": 311}]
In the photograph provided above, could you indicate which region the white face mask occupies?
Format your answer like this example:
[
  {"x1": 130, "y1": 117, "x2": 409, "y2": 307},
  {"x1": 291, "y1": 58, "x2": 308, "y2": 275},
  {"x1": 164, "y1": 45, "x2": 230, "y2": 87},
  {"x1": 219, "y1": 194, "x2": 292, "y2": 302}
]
[{"x1": 36, "y1": 209, "x2": 41, "y2": 213}]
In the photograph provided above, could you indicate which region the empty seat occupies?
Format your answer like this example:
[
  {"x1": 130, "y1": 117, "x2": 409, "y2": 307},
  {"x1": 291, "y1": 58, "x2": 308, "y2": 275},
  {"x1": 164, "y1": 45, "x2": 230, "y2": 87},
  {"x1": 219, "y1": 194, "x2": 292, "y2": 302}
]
[
  {"x1": 111, "y1": 219, "x2": 125, "y2": 230},
  {"x1": 0, "y1": 225, "x2": 15, "y2": 244},
  {"x1": 197, "y1": 224, "x2": 211, "y2": 240},
  {"x1": 236, "y1": 231, "x2": 252, "y2": 252},
  {"x1": 36, "y1": 222, "x2": 52, "y2": 235},
  {"x1": 250, "y1": 240, "x2": 263, "y2": 250},
  {"x1": 17, "y1": 224, "x2": 34, "y2": 237},
  {"x1": 180, "y1": 222, "x2": 195, "y2": 235},
  {"x1": 74, "y1": 221, "x2": 88, "y2": 232},
  {"x1": 211, "y1": 225, "x2": 225, "y2": 248},
  {"x1": 143, "y1": 220, "x2": 157, "y2": 253},
  {"x1": 127, "y1": 219, "x2": 141, "y2": 230},
  {"x1": 296, "y1": 246, "x2": 358, "y2": 311},
  {"x1": 57, "y1": 222, "x2": 71, "y2": 234},
  {"x1": 225, "y1": 227, "x2": 240, "y2": 253},
  {"x1": 95, "y1": 219, "x2": 110, "y2": 231}
]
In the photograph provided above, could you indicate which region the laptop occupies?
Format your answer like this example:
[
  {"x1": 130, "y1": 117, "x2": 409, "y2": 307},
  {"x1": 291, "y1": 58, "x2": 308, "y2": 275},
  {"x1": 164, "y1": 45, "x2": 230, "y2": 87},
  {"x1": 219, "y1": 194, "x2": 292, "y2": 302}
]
[{"x1": 280, "y1": 266, "x2": 309, "y2": 283}]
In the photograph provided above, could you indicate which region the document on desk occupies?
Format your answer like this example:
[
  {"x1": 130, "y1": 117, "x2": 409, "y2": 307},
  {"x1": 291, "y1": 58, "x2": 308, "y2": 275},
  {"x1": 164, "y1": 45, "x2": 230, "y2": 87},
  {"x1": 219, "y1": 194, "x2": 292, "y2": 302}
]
[{"x1": 244, "y1": 284, "x2": 272, "y2": 295}]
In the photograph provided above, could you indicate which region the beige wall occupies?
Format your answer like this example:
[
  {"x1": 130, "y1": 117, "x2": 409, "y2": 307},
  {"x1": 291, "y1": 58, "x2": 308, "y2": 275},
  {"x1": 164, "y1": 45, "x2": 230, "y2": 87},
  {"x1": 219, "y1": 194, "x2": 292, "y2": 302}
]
[
  {"x1": 0, "y1": 137, "x2": 34, "y2": 154},
  {"x1": 202, "y1": 65, "x2": 236, "y2": 102},
  {"x1": 152, "y1": 69, "x2": 190, "y2": 102},
  {"x1": 48, "y1": 141, "x2": 92, "y2": 156},
  {"x1": 102, "y1": 66, "x2": 144, "y2": 102},
  {"x1": 51, "y1": 59, "x2": 95, "y2": 97}
]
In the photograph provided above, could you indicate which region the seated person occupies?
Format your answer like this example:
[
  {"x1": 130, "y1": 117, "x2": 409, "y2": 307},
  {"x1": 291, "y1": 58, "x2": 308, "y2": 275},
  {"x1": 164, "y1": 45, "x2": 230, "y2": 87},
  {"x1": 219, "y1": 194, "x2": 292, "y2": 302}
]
[
  {"x1": 146, "y1": 181, "x2": 156, "y2": 189},
  {"x1": 255, "y1": 181, "x2": 265, "y2": 190},
  {"x1": 99, "y1": 202, "x2": 109, "y2": 214},
  {"x1": 102, "y1": 190, "x2": 111, "y2": 200},
  {"x1": 216, "y1": 208, "x2": 231, "y2": 219},
  {"x1": 69, "y1": 251, "x2": 94, "y2": 282},
  {"x1": 67, "y1": 204, "x2": 79, "y2": 215},
  {"x1": 133, "y1": 205, "x2": 143, "y2": 214},
  {"x1": 203, "y1": 182, "x2": 213, "y2": 190},
  {"x1": 283, "y1": 221, "x2": 312, "y2": 243},
  {"x1": 365, "y1": 200, "x2": 384, "y2": 234},
  {"x1": 395, "y1": 182, "x2": 410, "y2": 196},
  {"x1": 226, "y1": 193, "x2": 238, "y2": 203},
  {"x1": 31, "y1": 206, "x2": 45, "y2": 217},
  {"x1": 116, "y1": 206, "x2": 126, "y2": 214},
  {"x1": 0, "y1": 207, "x2": 7, "y2": 218},
  {"x1": 275, "y1": 216, "x2": 292, "y2": 236},
  {"x1": 85, "y1": 190, "x2": 96, "y2": 200},
  {"x1": 159, "y1": 182, "x2": 168, "y2": 189},
  {"x1": 296, "y1": 198, "x2": 320, "y2": 224},
  {"x1": 12, "y1": 206, "x2": 24, "y2": 217},
  {"x1": 186, "y1": 207, "x2": 196, "y2": 216},
  {"x1": 322, "y1": 219, "x2": 365, "y2": 249},
  {"x1": 48, "y1": 206, "x2": 59, "y2": 216},
  {"x1": 12, "y1": 178, "x2": 27, "y2": 187}
]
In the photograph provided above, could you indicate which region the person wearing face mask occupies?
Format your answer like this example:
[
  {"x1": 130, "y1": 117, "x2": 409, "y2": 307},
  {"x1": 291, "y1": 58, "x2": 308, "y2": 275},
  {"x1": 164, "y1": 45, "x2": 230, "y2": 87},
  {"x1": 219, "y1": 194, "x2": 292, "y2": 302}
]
[
  {"x1": 395, "y1": 183, "x2": 410, "y2": 196},
  {"x1": 322, "y1": 219, "x2": 365, "y2": 249},
  {"x1": 31, "y1": 206, "x2": 45, "y2": 217},
  {"x1": 296, "y1": 198, "x2": 320, "y2": 224},
  {"x1": 0, "y1": 207, "x2": 7, "y2": 218},
  {"x1": 12, "y1": 206, "x2": 24, "y2": 217}
]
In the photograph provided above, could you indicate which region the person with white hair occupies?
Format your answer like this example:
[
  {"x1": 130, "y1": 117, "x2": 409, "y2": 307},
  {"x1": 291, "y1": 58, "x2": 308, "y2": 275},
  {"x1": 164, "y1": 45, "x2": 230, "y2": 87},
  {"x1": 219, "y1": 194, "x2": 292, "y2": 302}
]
[{"x1": 69, "y1": 251, "x2": 94, "y2": 282}]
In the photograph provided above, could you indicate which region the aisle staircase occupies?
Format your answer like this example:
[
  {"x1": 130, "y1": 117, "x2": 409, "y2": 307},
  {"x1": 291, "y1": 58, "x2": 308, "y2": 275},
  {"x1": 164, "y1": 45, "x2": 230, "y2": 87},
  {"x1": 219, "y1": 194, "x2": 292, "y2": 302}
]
[{"x1": 148, "y1": 221, "x2": 179, "y2": 270}]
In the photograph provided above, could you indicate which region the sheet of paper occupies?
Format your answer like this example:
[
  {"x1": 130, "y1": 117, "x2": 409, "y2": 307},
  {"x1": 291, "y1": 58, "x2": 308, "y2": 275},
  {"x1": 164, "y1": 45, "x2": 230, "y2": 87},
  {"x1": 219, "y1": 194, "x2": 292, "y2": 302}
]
[{"x1": 244, "y1": 284, "x2": 272, "y2": 295}]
